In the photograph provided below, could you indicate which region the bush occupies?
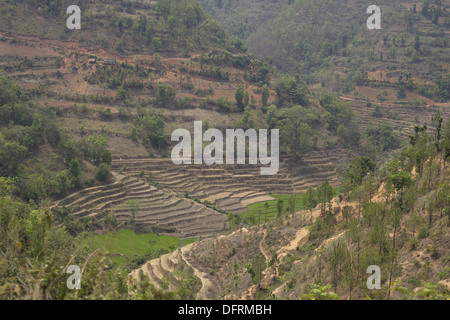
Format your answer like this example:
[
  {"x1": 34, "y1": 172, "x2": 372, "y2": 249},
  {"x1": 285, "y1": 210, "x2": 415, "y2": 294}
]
[
  {"x1": 430, "y1": 246, "x2": 439, "y2": 260},
  {"x1": 418, "y1": 226, "x2": 429, "y2": 240},
  {"x1": 397, "y1": 87, "x2": 406, "y2": 99},
  {"x1": 156, "y1": 83, "x2": 175, "y2": 104},
  {"x1": 409, "y1": 237, "x2": 418, "y2": 251},
  {"x1": 96, "y1": 163, "x2": 111, "y2": 182}
]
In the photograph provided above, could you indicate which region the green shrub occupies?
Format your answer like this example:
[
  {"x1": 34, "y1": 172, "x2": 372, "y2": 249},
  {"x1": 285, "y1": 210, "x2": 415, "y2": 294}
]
[{"x1": 96, "y1": 164, "x2": 111, "y2": 182}]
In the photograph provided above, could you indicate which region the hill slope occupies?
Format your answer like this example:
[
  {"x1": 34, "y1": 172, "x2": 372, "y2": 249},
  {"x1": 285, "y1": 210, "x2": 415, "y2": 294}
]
[
  {"x1": 0, "y1": 0, "x2": 449, "y2": 301},
  {"x1": 198, "y1": 0, "x2": 450, "y2": 97},
  {"x1": 0, "y1": 0, "x2": 240, "y2": 56},
  {"x1": 131, "y1": 126, "x2": 450, "y2": 299}
]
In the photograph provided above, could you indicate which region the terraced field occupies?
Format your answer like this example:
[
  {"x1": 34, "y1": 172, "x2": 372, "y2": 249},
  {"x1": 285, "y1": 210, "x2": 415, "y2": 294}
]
[
  {"x1": 52, "y1": 149, "x2": 344, "y2": 239},
  {"x1": 90, "y1": 229, "x2": 195, "y2": 265},
  {"x1": 343, "y1": 94, "x2": 450, "y2": 142},
  {"x1": 52, "y1": 172, "x2": 226, "y2": 239},
  {"x1": 129, "y1": 226, "x2": 266, "y2": 300},
  {"x1": 111, "y1": 148, "x2": 344, "y2": 212},
  {"x1": 129, "y1": 247, "x2": 192, "y2": 292},
  {"x1": 129, "y1": 236, "x2": 232, "y2": 299}
]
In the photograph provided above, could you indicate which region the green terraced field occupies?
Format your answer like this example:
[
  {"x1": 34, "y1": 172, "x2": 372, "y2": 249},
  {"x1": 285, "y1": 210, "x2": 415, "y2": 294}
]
[
  {"x1": 238, "y1": 187, "x2": 342, "y2": 224},
  {"x1": 238, "y1": 194, "x2": 306, "y2": 223},
  {"x1": 89, "y1": 230, "x2": 195, "y2": 265}
]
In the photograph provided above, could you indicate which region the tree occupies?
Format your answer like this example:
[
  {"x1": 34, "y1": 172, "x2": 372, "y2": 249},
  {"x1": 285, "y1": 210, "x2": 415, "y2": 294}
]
[
  {"x1": 409, "y1": 125, "x2": 428, "y2": 146},
  {"x1": 137, "y1": 14, "x2": 148, "y2": 35},
  {"x1": 345, "y1": 249, "x2": 357, "y2": 300},
  {"x1": 152, "y1": 37, "x2": 162, "y2": 53},
  {"x1": 96, "y1": 163, "x2": 111, "y2": 182},
  {"x1": 436, "y1": 184, "x2": 450, "y2": 220},
  {"x1": 264, "y1": 202, "x2": 270, "y2": 223},
  {"x1": 348, "y1": 218, "x2": 362, "y2": 268},
  {"x1": 266, "y1": 104, "x2": 278, "y2": 129},
  {"x1": 288, "y1": 195, "x2": 296, "y2": 216},
  {"x1": 328, "y1": 240, "x2": 347, "y2": 293},
  {"x1": 347, "y1": 156, "x2": 376, "y2": 187},
  {"x1": 389, "y1": 170, "x2": 413, "y2": 195},
  {"x1": 243, "y1": 91, "x2": 249, "y2": 107},
  {"x1": 301, "y1": 284, "x2": 339, "y2": 300},
  {"x1": 394, "y1": 281, "x2": 450, "y2": 300},
  {"x1": 274, "y1": 75, "x2": 309, "y2": 106},
  {"x1": 317, "y1": 180, "x2": 334, "y2": 215},
  {"x1": 414, "y1": 35, "x2": 420, "y2": 51},
  {"x1": 405, "y1": 211, "x2": 422, "y2": 243},
  {"x1": 140, "y1": 111, "x2": 165, "y2": 149},
  {"x1": 82, "y1": 135, "x2": 111, "y2": 166},
  {"x1": 245, "y1": 254, "x2": 266, "y2": 289},
  {"x1": 56, "y1": 172, "x2": 71, "y2": 196},
  {"x1": 0, "y1": 133, "x2": 28, "y2": 176},
  {"x1": 365, "y1": 122, "x2": 398, "y2": 151},
  {"x1": 118, "y1": 19, "x2": 124, "y2": 33},
  {"x1": 352, "y1": 185, "x2": 368, "y2": 220},
  {"x1": 235, "y1": 85, "x2": 245, "y2": 111},
  {"x1": 443, "y1": 120, "x2": 450, "y2": 164},
  {"x1": 276, "y1": 199, "x2": 284, "y2": 217},
  {"x1": 240, "y1": 106, "x2": 254, "y2": 128},
  {"x1": 362, "y1": 174, "x2": 379, "y2": 203},
  {"x1": 432, "y1": 111, "x2": 443, "y2": 150},
  {"x1": 370, "y1": 211, "x2": 388, "y2": 255},
  {"x1": 342, "y1": 206, "x2": 352, "y2": 226},
  {"x1": 128, "y1": 200, "x2": 141, "y2": 222},
  {"x1": 69, "y1": 159, "x2": 81, "y2": 186},
  {"x1": 447, "y1": 196, "x2": 450, "y2": 227},
  {"x1": 387, "y1": 204, "x2": 403, "y2": 299},
  {"x1": 0, "y1": 177, "x2": 15, "y2": 200},
  {"x1": 277, "y1": 106, "x2": 315, "y2": 162},
  {"x1": 261, "y1": 84, "x2": 269, "y2": 107},
  {"x1": 156, "y1": 83, "x2": 175, "y2": 104},
  {"x1": 305, "y1": 187, "x2": 318, "y2": 222}
]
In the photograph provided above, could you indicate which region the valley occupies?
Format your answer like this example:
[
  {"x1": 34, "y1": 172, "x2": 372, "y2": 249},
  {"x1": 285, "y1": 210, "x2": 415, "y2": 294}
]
[{"x1": 0, "y1": 0, "x2": 449, "y2": 301}]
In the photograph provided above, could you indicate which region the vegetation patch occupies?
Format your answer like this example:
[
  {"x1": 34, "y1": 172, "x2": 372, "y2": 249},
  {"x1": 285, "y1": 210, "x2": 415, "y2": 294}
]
[{"x1": 89, "y1": 229, "x2": 195, "y2": 267}]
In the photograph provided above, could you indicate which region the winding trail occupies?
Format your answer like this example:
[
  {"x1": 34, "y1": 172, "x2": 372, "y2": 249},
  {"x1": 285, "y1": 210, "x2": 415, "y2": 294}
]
[
  {"x1": 277, "y1": 227, "x2": 309, "y2": 260},
  {"x1": 259, "y1": 230, "x2": 271, "y2": 262},
  {"x1": 180, "y1": 243, "x2": 218, "y2": 300}
]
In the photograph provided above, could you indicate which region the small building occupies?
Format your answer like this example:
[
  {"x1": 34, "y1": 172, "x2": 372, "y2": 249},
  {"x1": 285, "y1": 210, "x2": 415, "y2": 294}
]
[
  {"x1": 103, "y1": 58, "x2": 116, "y2": 65},
  {"x1": 88, "y1": 58, "x2": 96, "y2": 64}
]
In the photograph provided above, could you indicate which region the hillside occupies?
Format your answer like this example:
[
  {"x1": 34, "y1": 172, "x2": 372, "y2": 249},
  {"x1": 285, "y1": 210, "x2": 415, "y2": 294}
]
[
  {"x1": 0, "y1": 0, "x2": 448, "y2": 301},
  {"x1": 131, "y1": 128, "x2": 450, "y2": 299},
  {"x1": 198, "y1": 0, "x2": 450, "y2": 96},
  {"x1": 0, "y1": 0, "x2": 239, "y2": 55},
  {"x1": 0, "y1": 21, "x2": 354, "y2": 238}
]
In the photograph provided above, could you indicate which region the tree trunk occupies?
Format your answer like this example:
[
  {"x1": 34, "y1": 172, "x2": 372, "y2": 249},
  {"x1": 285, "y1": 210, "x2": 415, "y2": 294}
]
[
  {"x1": 429, "y1": 210, "x2": 433, "y2": 226},
  {"x1": 387, "y1": 258, "x2": 394, "y2": 300},
  {"x1": 292, "y1": 124, "x2": 299, "y2": 163}
]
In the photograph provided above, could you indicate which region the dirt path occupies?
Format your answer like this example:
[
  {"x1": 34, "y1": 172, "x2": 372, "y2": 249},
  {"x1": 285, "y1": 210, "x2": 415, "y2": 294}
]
[
  {"x1": 180, "y1": 242, "x2": 218, "y2": 300},
  {"x1": 259, "y1": 230, "x2": 271, "y2": 262},
  {"x1": 277, "y1": 227, "x2": 309, "y2": 260},
  {"x1": 315, "y1": 230, "x2": 347, "y2": 252}
]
